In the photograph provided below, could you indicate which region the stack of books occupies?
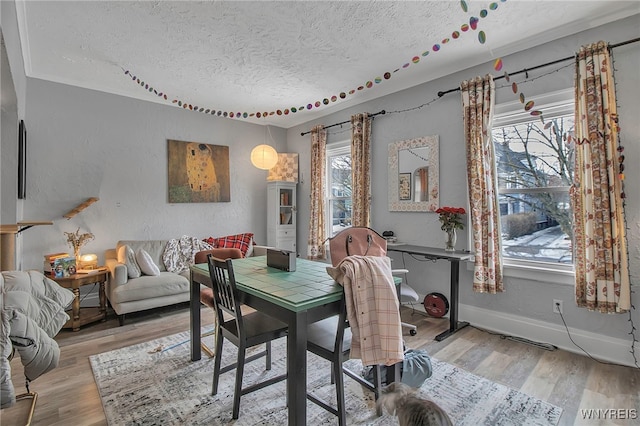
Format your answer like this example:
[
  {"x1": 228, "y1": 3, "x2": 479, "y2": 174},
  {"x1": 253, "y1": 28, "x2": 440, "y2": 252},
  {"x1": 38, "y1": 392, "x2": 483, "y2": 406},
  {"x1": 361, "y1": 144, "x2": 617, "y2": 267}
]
[{"x1": 44, "y1": 253, "x2": 69, "y2": 275}]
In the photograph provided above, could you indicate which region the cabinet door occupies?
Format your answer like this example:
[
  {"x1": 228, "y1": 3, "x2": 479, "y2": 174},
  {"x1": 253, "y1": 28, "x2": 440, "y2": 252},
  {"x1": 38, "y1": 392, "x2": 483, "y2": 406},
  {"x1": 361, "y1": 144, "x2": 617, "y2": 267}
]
[
  {"x1": 278, "y1": 186, "x2": 295, "y2": 226},
  {"x1": 267, "y1": 182, "x2": 297, "y2": 252}
]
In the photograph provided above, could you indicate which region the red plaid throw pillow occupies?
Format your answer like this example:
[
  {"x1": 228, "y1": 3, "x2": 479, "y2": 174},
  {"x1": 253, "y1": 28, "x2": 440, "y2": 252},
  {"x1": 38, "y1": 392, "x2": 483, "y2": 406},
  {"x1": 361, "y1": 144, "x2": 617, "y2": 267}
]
[{"x1": 209, "y1": 233, "x2": 254, "y2": 257}]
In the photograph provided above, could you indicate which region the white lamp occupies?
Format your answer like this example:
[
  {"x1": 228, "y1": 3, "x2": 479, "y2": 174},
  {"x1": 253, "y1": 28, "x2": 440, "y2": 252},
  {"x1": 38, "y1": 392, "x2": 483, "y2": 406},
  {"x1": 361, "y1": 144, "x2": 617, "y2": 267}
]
[{"x1": 251, "y1": 144, "x2": 278, "y2": 170}]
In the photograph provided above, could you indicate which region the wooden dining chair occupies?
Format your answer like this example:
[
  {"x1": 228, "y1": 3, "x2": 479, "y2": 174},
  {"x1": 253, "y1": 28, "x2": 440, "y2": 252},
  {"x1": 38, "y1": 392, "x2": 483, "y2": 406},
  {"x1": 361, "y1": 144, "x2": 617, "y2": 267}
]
[
  {"x1": 195, "y1": 248, "x2": 243, "y2": 358},
  {"x1": 306, "y1": 297, "x2": 385, "y2": 426},
  {"x1": 206, "y1": 255, "x2": 288, "y2": 420}
]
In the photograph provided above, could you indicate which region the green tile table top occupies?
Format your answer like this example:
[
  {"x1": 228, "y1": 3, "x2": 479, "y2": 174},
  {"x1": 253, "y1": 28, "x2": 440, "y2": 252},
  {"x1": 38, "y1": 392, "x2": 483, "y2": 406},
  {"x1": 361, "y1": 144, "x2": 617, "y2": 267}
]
[{"x1": 192, "y1": 256, "x2": 343, "y2": 313}]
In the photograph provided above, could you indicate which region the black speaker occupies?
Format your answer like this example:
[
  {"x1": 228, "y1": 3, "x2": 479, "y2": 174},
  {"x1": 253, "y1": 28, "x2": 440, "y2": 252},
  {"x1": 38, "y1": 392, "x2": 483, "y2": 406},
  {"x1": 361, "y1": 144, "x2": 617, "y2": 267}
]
[{"x1": 267, "y1": 248, "x2": 296, "y2": 272}]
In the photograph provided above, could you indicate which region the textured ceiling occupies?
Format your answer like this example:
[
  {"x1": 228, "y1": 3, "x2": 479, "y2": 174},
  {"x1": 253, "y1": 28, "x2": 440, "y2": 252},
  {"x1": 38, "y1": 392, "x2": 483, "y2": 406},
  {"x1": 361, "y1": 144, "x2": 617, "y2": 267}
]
[{"x1": 14, "y1": 1, "x2": 640, "y2": 128}]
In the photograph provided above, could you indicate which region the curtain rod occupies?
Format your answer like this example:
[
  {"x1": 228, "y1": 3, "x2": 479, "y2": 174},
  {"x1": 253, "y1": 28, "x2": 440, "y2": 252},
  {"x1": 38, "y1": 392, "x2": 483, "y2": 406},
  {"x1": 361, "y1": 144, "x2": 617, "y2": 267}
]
[
  {"x1": 437, "y1": 37, "x2": 640, "y2": 98},
  {"x1": 300, "y1": 110, "x2": 386, "y2": 136}
]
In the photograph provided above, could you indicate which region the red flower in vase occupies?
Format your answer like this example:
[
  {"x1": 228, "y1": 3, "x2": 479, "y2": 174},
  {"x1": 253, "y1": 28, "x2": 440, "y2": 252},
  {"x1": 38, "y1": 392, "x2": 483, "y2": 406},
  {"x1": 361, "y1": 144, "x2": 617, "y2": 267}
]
[{"x1": 435, "y1": 207, "x2": 466, "y2": 232}]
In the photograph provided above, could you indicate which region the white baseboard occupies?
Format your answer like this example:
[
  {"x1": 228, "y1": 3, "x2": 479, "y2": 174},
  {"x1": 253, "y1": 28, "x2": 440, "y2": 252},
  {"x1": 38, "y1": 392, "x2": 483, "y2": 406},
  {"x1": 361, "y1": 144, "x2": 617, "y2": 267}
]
[{"x1": 459, "y1": 304, "x2": 639, "y2": 368}]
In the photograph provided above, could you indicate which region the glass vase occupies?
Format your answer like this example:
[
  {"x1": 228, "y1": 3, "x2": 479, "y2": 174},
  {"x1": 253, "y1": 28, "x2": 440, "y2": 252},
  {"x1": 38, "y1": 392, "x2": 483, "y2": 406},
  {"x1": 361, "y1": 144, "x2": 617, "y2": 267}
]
[{"x1": 445, "y1": 229, "x2": 457, "y2": 252}]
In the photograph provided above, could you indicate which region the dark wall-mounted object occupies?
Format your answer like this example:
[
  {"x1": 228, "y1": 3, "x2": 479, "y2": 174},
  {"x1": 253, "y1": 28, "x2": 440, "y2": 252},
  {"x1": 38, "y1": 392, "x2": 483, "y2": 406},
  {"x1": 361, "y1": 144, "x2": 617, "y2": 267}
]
[{"x1": 18, "y1": 119, "x2": 26, "y2": 199}]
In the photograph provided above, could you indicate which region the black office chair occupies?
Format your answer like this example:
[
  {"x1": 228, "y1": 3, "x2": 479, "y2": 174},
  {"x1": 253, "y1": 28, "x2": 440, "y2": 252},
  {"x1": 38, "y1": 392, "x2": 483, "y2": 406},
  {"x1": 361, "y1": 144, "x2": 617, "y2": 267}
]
[{"x1": 206, "y1": 255, "x2": 288, "y2": 420}]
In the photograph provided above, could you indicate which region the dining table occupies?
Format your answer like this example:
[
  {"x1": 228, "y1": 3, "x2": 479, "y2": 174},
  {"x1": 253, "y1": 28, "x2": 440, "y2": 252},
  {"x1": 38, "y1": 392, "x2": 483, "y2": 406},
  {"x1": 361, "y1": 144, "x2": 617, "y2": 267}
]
[{"x1": 190, "y1": 255, "x2": 345, "y2": 426}]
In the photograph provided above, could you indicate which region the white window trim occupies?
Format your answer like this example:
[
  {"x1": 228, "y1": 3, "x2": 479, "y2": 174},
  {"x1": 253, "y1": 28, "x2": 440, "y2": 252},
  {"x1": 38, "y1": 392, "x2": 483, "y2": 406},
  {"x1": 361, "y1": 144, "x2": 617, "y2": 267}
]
[
  {"x1": 490, "y1": 88, "x2": 575, "y2": 284},
  {"x1": 326, "y1": 141, "x2": 351, "y2": 238}
]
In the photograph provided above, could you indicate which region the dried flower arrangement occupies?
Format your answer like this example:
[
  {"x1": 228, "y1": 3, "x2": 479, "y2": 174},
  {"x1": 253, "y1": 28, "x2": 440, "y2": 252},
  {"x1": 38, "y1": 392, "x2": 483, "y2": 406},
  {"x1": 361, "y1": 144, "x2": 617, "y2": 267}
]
[{"x1": 64, "y1": 228, "x2": 94, "y2": 259}]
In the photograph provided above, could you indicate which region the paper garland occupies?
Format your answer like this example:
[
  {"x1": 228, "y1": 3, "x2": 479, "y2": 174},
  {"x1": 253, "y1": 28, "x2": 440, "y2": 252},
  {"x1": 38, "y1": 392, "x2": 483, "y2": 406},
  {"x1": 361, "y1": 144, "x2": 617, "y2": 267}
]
[{"x1": 123, "y1": 0, "x2": 509, "y2": 120}]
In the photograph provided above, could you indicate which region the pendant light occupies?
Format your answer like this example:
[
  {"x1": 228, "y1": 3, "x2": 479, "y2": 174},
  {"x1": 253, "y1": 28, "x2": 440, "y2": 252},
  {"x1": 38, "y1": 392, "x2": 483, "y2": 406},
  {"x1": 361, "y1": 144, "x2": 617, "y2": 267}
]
[{"x1": 251, "y1": 126, "x2": 278, "y2": 170}]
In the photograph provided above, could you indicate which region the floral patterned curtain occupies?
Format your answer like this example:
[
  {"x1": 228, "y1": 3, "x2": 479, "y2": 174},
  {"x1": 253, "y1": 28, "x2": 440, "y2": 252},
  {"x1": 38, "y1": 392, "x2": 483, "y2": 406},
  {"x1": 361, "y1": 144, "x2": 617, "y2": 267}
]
[
  {"x1": 572, "y1": 41, "x2": 630, "y2": 313},
  {"x1": 351, "y1": 113, "x2": 372, "y2": 227},
  {"x1": 307, "y1": 125, "x2": 327, "y2": 260},
  {"x1": 461, "y1": 75, "x2": 503, "y2": 293}
]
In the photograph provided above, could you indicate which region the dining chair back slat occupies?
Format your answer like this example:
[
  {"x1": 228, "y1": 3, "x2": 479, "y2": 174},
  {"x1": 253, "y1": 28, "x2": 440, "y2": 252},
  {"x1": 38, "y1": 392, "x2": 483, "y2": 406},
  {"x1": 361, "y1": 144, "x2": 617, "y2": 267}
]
[{"x1": 205, "y1": 254, "x2": 288, "y2": 420}]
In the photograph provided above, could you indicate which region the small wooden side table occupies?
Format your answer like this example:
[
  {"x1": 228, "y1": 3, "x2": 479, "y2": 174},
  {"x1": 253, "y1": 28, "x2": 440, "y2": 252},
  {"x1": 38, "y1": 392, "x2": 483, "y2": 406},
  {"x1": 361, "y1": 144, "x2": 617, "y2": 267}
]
[{"x1": 51, "y1": 269, "x2": 109, "y2": 331}]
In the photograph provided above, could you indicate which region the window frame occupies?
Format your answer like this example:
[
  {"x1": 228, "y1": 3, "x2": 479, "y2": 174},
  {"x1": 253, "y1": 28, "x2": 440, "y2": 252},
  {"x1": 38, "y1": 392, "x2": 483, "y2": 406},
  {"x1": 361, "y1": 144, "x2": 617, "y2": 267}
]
[
  {"x1": 325, "y1": 141, "x2": 352, "y2": 238},
  {"x1": 490, "y1": 89, "x2": 575, "y2": 282}
]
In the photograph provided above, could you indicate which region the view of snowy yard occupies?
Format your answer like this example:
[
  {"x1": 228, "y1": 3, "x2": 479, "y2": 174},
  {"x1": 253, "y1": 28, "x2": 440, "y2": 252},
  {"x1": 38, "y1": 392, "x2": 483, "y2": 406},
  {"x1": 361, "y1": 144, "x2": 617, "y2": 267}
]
[{"x1": 502, "y1": 225, "x2": 572, "y2": 264}]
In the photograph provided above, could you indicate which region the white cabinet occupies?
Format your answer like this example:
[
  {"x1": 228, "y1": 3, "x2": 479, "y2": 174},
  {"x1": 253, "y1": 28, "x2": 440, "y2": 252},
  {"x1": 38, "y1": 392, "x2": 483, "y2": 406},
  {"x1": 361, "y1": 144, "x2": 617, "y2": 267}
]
[{"x1": 267, "y1": 181, "x2": 297, "y2": 253}]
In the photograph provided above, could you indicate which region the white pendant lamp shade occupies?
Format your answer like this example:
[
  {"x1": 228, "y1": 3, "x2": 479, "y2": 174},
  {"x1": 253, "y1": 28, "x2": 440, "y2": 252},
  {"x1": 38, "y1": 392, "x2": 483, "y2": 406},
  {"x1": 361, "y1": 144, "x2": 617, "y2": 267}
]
[{"x1": 251, "y1": 144, "x2": 278, "y2": 170}]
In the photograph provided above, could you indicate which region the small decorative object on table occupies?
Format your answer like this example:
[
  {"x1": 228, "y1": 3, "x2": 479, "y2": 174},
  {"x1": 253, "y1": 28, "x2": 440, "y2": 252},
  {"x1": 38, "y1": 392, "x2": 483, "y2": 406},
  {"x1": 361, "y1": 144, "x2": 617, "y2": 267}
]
[
  {"x1": 64, "y1": 228, "x2": 95, "y2": 261},
  {"x1": 436, "y1": 206, "x2": 466, "y2": 251}
]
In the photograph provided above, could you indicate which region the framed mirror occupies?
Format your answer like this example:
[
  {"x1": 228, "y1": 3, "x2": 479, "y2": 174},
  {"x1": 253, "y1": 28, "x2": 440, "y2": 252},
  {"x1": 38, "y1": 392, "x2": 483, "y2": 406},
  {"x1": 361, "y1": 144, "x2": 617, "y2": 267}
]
[{"x1": 388, "y1": 135, "x2": 439, "y2": 212}]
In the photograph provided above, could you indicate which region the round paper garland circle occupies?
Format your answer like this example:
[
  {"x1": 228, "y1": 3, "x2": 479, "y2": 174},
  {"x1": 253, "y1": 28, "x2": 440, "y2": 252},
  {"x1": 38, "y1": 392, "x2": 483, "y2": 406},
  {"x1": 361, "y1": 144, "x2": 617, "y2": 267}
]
[
  {"x1": 460, "y1": 0, "x2": 468, "y2": 12},
  {"x1": 478, "y1": 31, "x2": 486, "y2": 44},
  {"x1": 493, "y1": 58, "x2": 503, "y2": 71}
]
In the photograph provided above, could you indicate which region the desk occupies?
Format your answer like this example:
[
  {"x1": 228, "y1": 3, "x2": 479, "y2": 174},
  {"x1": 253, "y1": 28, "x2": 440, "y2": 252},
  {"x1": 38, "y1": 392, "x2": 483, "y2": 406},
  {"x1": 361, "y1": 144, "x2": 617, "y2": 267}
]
[
  {"x1": 190, "y1": 256, "x2": 343, "y2": 426},
  {"x1": 50, "y1": 269, "x2": 108, "y2": 331},
  {"x1": 387, "y1": 245, "x2": 472, "y2": 341}
]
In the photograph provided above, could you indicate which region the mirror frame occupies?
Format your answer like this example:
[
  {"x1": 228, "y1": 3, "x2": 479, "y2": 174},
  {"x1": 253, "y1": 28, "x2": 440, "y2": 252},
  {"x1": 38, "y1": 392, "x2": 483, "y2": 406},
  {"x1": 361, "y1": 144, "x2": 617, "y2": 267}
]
[{"x1": 388, "y1": 135, "x2": 439, "y2": 212}]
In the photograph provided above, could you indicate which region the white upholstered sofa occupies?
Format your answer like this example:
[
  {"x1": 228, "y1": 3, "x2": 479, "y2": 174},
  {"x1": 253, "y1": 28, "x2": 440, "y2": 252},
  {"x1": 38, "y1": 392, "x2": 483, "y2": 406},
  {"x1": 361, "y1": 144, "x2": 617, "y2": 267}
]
[{"x1": 104, "y1": 236, "x2": 268, "y2": 325}]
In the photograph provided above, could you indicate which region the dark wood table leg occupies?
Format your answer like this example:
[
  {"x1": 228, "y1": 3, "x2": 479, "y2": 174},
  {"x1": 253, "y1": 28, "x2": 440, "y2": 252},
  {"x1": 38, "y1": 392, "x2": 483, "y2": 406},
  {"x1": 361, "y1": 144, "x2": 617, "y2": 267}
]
[
  {"x1": 287, "y1": 310, "x2": 307, "y2": 426},
  {"x1": 190, "y1": 272, "x2": 202, "y2": 361}
]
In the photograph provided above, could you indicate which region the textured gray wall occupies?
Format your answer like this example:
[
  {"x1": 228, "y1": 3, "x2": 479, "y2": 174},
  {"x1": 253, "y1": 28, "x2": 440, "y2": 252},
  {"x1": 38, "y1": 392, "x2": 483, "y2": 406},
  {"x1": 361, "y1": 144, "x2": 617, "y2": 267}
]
[{"x1": 17, "y1": 79, "x2": 286, "y2": 270}]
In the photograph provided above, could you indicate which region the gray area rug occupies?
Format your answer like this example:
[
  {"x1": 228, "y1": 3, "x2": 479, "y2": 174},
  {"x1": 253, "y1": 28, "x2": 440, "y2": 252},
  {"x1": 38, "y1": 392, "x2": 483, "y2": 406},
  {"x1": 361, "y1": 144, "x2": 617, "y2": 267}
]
[{"x1": 90, "y1": 330, "x2": 562, "y2": 425}]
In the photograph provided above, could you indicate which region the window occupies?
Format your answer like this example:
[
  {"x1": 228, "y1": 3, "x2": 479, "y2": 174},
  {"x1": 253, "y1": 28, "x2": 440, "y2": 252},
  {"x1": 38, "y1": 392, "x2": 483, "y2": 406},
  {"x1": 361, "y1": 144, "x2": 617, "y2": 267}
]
[
  {"x1": 326, "y1": 142, "x2": 352, "y2": 237},
  {"x1": 492, "y1": 90, "x2": 575, "y2": 267}
]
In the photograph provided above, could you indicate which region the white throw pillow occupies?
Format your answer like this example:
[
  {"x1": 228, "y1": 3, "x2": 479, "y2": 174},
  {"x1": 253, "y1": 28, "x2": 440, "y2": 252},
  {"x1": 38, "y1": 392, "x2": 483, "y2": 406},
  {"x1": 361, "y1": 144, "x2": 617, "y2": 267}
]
[
  {"x1": 136, "y1": 248, "x2": 161, "y2": 276},
  {"x1": 117, "y1": 245, "x2": 141, "y2": 279}
]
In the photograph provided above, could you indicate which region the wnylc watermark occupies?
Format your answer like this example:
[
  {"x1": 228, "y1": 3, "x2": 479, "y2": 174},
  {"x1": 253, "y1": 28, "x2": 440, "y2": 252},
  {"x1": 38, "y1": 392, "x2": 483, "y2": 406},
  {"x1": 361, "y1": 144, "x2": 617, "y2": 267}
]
[{"x1": 580, "y1": 409, "x2": 638, "y2": 420}]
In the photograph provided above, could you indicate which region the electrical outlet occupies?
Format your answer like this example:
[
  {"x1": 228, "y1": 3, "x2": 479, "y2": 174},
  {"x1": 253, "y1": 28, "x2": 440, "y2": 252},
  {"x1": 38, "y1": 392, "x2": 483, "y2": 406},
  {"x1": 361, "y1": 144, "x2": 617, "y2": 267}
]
[{"x1": 553, "y1": 299, "x2": 563, "y2": 314}]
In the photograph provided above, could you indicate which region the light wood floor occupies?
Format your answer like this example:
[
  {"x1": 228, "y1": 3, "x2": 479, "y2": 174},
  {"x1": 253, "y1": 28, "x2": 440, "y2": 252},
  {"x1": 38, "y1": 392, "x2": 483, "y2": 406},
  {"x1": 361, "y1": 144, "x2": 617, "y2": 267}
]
[{"x1": 2, "y1": 304, "x2": 639, "y2": 426}]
